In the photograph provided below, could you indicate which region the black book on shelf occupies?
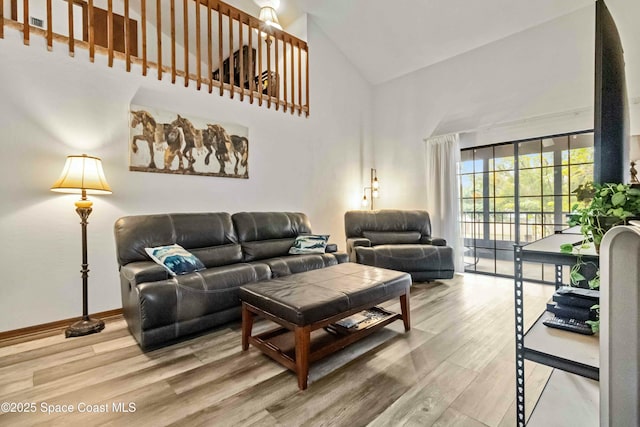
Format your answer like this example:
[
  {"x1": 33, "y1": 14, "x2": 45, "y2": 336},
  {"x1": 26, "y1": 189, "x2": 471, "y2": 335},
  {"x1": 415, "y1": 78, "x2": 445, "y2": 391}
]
[
  {"x1": 552, "y1": 293, "x2": 599, "y2": 309},
  {"x1": 555, "y1": 286, "x2": 600, "y2": 302},
  {"x1": 547, "y1": 301, "x2": 598, "y2": 321}
]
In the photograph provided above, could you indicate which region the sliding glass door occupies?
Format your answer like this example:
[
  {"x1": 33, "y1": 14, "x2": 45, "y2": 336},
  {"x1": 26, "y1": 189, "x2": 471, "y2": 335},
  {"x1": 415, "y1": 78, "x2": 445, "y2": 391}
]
[{"x1": 459, "y1": 131, "x2": 594, "y2": 281}]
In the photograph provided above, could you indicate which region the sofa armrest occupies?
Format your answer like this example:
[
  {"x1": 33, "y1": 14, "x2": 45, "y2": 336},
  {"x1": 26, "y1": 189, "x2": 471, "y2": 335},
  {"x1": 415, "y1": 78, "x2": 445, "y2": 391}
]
[
  {"x1": 420, "y1": 236, "x2": 447, "y2": 246},
  {"x1": 347, "y1": 238, "x2": 371, "y2": 249},
  {"x1": 120, "y1": 261, "x2": 169, "y2": 286},
  {"x1": 325, "y1": 243, "x2": 338, "y2": 253},
  {"x1": 346, "y1": 238, "x2": 371, "y2": 262}
]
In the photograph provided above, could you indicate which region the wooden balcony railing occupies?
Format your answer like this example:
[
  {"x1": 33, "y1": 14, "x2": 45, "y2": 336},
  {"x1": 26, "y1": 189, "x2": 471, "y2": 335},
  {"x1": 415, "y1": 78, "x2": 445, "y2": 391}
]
[{"x1": 1, "y1": 0, "x2": 309, "y2": 116}]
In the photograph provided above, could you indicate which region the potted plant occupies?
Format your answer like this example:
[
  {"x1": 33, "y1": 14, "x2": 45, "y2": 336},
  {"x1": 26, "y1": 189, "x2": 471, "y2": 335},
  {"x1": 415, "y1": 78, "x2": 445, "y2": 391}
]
[
  {"x1": 567, "y1": 182, "x2": 640, "y2": 252},
  {"x1": 560, "y1": 182, "x2": 640, "y2": 334}
]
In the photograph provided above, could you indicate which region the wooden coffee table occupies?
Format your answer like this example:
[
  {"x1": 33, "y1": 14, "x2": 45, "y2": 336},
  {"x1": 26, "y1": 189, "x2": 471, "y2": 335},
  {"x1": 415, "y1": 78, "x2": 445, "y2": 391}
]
[{"x1": 239, "y1": 263, "x2": 411, "y2": 390}]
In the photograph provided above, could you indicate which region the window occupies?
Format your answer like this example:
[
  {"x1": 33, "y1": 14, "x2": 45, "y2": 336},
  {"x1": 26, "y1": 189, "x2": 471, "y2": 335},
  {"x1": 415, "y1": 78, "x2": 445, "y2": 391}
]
[{"x1": 459, "y1": 131, "x2": 594, "y2": 281}]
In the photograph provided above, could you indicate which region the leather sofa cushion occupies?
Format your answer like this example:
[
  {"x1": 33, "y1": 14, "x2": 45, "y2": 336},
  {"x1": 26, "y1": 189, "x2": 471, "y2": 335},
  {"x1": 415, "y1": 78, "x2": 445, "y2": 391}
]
[
  {"x1": 114, "y1": 213, "x2": 239, "y2": 266},
  {"x1": 258, "y1": 253, "x2": 342, "y2": 278},
  {"x1": 136, "y1": 263, "x2": 271, "y2": 330},
  {"x1": 190, "y1": 244, "x2": 243, "y2": 268},
  {"x1": 239, "y1": 263, "x2": 411, "y2": 325},
  {"x1": 362, "y1": 231, "x2": 421, "y2": 246},
  {"x1": 355, "y1": 244, "x2": 454, "y2": 273},
  {"x1": 232, "y1": 212, "x2": 312, "y2": 242},
  {"x1": 241, "y1": 238, "x2": 296, "y2": 262}
]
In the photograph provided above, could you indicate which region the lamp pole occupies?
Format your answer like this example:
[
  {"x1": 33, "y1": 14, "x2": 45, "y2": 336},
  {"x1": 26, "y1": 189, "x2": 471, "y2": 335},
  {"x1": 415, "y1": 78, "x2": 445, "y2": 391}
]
[{"x1": 66, "y1": 189, "x2": 105, "y2": 337}]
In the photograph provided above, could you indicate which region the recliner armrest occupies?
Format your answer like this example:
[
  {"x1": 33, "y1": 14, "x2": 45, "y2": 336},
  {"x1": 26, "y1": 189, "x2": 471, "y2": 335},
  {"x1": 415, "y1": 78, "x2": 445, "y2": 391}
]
[
  {"x1": 420, "y1": 236, "x2": 447, "y2": 246},
  {"x1": 347, "y1": 237, "x2": 371, "y2": 249},
  {"x1": 120, "y1": 261, "x2": 169, "y2": 286},
  {"x1": 325, "y1": 243, "x2": 338, "y2": 253},
  {"x1": 346, "y1": 238, "x2": 371, "y2": 262}
]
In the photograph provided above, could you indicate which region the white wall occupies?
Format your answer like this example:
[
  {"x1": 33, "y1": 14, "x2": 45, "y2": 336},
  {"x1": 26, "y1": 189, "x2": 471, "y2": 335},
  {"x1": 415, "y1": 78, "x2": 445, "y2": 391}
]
[
  {"x1": 0, "y1": 15, "x2": 372, "y2": 331},
  {"x1": 371, "y1": 6, "x2": 598, "y2": 217},
  {"x1": 372, "y1": 3, "x2": 640, "y2": 221}
]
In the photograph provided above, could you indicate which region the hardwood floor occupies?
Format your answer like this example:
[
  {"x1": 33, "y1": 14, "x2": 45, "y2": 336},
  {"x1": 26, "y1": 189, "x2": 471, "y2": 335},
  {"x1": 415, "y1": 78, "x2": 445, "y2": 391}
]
[{"x1": 0, "y1": 273, "x2": 554, "y2": 426}]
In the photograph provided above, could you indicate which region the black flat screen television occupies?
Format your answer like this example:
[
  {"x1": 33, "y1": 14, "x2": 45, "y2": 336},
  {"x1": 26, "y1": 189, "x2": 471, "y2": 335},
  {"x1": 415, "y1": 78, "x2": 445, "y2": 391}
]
[{"x1": 593, "y1": 0, "x2": 630, "y2": 184}]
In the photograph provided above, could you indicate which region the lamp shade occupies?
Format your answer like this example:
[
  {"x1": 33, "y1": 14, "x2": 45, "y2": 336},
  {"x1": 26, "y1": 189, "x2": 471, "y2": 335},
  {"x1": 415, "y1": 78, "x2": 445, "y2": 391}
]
[
  {"x1": 51, "y1": 154, "x2": 112, "y2": 195},
  {"x1": 258, "y1": 6, "x2": 282, "y2": 31}
]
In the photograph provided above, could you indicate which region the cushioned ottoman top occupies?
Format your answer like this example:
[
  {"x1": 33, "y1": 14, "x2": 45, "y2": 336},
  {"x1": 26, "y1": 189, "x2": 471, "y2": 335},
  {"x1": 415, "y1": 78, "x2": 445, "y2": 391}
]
[{"x1": 239, "y1": 263, "x2": 411, "y2": 326}]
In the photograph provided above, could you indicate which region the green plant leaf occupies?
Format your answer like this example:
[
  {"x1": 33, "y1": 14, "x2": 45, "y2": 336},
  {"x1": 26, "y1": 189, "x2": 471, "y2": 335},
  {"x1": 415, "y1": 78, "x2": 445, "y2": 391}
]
[
  {"x1": 570, "y1": 270, "x2": 586, "y2": 285},
  {"x1": 586, "y1": 320, "x2": 600, "y2": 334},
  {"x1": 560, "y1": 243, "x2": 574, "y2": 253},
  {"x1": 611, "y1": 192, "x2": 626, "y2": 206}
]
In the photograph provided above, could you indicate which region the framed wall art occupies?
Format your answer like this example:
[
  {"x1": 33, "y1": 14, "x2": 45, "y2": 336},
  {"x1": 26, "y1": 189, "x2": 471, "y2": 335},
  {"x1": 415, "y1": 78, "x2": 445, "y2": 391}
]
[{"x1": 129, "y1": 104, "x2": 249, "y2": 178}]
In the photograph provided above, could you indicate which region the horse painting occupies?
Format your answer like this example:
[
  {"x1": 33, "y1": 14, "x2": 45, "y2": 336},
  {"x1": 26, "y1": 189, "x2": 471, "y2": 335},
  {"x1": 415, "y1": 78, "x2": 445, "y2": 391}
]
[
  {"x1": 130, "y1": 110, "x2": 161, "y2": 169},
  {"x1": 170, "y1": 115, "x2": 203, "y2": 172},
  {"x1": 129, "y1": 105, "x2": 249, "y2": 178},
  {"x1": 162, "y1": 125, "x2": 186, "y2": 170},
  {"x1": 203, "y1": 124, "x2": 248, "y2": 176}
]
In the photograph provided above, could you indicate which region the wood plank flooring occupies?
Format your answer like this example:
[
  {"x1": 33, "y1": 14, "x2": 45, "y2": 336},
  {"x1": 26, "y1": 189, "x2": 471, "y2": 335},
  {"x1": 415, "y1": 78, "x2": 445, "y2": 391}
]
[{"x1": 0, "y1": 273, "x2": 554, "y2": 426}]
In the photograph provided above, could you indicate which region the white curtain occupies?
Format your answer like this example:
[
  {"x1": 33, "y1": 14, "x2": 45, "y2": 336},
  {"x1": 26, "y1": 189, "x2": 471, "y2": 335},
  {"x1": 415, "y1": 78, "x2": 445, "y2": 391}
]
[{"x1": 424, "y1": 134, "x2": 464, "y2": 272}]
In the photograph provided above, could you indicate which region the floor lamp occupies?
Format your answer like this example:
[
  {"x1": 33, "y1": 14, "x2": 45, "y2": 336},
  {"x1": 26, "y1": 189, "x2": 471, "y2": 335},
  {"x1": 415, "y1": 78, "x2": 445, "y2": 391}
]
[
  {"x1": 51, "y1": 154, "x2": 112, "y2": 338},
  {"x1": 361, "y1": 168, "x2": 380, "y2": 210}
]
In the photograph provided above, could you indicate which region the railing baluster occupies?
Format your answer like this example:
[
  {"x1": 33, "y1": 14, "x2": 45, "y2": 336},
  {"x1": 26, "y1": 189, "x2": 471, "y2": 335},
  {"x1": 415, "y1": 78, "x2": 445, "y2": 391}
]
[
  {"x1": 88, "y1": 0, "x2": 94, "y2": 61},
  {"x1": 238, "y1": 15, "x2": 243, "y2": 101},
  {"x1": 68, "y1": 0, "x2": 74, "y2": 55},
  {"x1": 196, "y1": 0, "x2": 202, "y2": 90},
  {"x1": 107, "y1": 0, "x2": 113, "y2": 67},
  {"x1": 207, "y1": 0, "x2": 212, "y2": 93},
  {"x1": 290, "y1": 38, "x2": 294, "y2": 115},
  {"x1": 141, "y1": 0, "x2": 147, "y2": 75},
  {"x1": 156, "y1": 0, "x2": 162, "y2": 80},
  {"x1": 7, "y1": 0, "x2": 309, "y2": 116},
  {"x1": 46, "y1": 0, "x2": 52, "y2": 50},
  {"x1": 228, "y1": 10, "x2": 234, "y2": 99},
  {"x1": 297, "y1": 41, "x2": 302, "y2": 116},
  {"x1": 23, "y1": 0, "x2": 29, "y2": 45},
  {"x1": 274, "y1": 35, "x2": 279, "y2": 110},
  {"x1": 258, "y1": 28, "x2": 263, "y2": 106},
  {"x1": 217, "y1": 5, "x2": 223, "y2": 96},
  {"x1": 266, "y1": 34, "x2": 271, "y2": 108},
  {"x1": 170, "y1": 0, "x2": 176, "y2": 83},
  {"x1": 283, "y1": 36, "x2": 287, "y2": 113},
  {"x1": 124, "y1": 0, "x2": 130, "y2": 71},
  {"x1": 183, "y1": 0, "x2": 189, "y2": 87},
  {"x1": 248, "y1": 19, "x2": 253, "y2": 104},
  {"x1": 305, "y1": 45, "x2": 309, "y2": 116}
]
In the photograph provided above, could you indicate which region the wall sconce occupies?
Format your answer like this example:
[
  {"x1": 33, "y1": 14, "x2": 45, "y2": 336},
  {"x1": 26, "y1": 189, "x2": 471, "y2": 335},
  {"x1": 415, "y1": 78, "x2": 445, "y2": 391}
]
[
  {"x1": 256, "y1": 0, "x2": 282, "y2": 39},
  {"x1": 259, "y1": 5, "x2": 282, "y2": 31},
  {"x1": 362, "y1": 168, "x2": 380, "y2": 210}
]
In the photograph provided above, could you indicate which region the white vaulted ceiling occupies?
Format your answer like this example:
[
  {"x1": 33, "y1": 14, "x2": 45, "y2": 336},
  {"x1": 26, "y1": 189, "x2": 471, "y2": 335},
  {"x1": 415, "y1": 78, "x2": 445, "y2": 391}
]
[{"x1": 296, "y1": 0, "x2": 595, "y2": 85}]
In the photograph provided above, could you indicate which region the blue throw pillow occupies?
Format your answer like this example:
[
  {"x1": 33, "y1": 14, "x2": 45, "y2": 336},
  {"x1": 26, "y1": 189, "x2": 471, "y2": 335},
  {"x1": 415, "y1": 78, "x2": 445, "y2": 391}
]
[
  {"x1": 145, "y1": 244, "x2": 206, "y2": 276},
  {"x1": 289, "y1": 235, "x2": 329, "y2": 254}
]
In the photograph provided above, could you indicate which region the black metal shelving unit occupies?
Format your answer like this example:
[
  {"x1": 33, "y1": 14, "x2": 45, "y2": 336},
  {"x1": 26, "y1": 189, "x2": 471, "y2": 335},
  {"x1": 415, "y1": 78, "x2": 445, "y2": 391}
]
[{"x1": 514, "y1": 230, "x2": 600, "y2": 426}]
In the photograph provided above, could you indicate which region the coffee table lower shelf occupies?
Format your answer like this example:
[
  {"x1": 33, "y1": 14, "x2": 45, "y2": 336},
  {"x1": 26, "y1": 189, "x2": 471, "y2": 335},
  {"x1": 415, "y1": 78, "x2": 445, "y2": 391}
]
[{"x1": 242, "y1": 302, "x2": 407, "y2": 390}]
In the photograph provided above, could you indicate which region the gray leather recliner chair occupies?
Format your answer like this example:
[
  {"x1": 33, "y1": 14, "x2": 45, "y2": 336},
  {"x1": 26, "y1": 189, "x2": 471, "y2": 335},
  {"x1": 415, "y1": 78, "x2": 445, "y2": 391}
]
[{"x1": 344, "y1": 209, "x2": 455, "y2": 282}]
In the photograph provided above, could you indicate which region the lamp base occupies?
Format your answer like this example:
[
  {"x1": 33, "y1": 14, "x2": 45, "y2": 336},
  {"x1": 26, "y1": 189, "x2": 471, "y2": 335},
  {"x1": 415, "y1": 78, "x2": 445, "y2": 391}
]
[{"x1": 65, "y1": 317, "x2": 105, "y2": 338}]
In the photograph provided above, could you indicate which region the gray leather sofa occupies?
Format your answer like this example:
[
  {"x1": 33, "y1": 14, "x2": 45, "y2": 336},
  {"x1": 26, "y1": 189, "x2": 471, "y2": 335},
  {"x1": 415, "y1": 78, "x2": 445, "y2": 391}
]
[
  {"x1": 344, "y1": 210, "x2": 455, "y2": 282},
  {"x1": 114, "y1": 212, "x2": 347, "y2": 350}
]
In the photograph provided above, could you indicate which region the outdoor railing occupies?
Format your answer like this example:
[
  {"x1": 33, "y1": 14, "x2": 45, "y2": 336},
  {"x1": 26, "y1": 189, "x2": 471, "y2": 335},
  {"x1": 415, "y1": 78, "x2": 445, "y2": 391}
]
[
  {"x1": 1, "y1": 0, "x2": 309, "y2": 115},
  {"x1": 461, "y1": 210, "x2": 568, "y2": 247}
]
